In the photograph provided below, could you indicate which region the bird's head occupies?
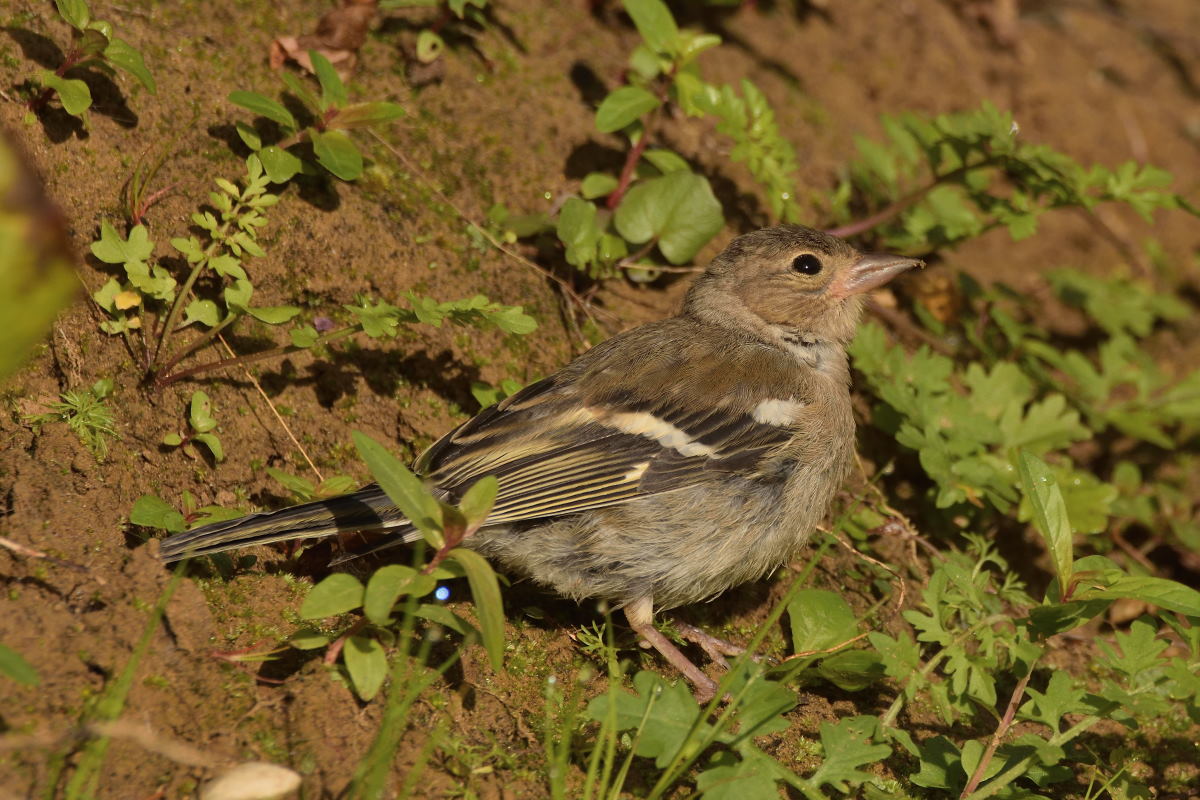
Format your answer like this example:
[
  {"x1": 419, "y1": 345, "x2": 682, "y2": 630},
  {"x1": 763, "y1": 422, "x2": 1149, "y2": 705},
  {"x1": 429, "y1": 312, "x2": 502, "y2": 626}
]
[{"x1": 684, "y1": 226, "x2": 923, "y2": 345}]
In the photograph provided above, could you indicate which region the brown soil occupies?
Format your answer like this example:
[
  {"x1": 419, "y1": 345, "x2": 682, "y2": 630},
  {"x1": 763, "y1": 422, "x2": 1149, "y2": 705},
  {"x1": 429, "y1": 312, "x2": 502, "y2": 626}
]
[{"x1": 1, "y1": 0, "x2": 1198, "y2": 797}]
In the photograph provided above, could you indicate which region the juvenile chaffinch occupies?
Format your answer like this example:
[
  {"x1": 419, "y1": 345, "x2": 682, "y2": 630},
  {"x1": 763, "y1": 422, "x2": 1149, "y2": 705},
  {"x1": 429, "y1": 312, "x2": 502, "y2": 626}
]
[{"x1": 161, "y1": 225, "x2": 921, "y2": 700}]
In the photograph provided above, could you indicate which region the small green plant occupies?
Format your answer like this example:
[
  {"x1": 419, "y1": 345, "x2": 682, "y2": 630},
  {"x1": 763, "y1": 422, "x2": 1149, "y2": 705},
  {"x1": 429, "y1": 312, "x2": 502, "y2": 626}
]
[
  {"x1": 292, "y1": 431, "x2": 505, "y2": 701},
  {"x1": 23, "y1": 0, "x2": 155, "y2": 123},
  {"x1": 826, "y1": 101, "x2": 1199, "y2": 249},
  {"x1": 24, "y1": 378, "x2": 118, "y2": 460},
  {"x1": 90, "y1": 150, "x2": 535, "y2": 388},
  {"x1": 161, "y1": 390, "x2": 224, "y2": 462},
  {"x1": 230, "y1": 51, "x2": 404, "y2": 183}
]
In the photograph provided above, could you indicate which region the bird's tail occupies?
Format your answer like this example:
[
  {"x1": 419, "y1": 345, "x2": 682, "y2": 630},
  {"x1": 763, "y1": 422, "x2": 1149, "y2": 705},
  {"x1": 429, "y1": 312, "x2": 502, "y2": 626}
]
[{"x1": 159, "y1": 484, "x2": 411, "y2": 563}]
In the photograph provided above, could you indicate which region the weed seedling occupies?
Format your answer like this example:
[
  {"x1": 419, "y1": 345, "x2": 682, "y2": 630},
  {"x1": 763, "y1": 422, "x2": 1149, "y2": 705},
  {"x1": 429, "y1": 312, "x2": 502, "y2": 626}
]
[
  {"x1": 24, "y1": 378, "x2": 118, "y2": 461},
  {"x1": 161, "y1": 390, "x2": 224, "y2": 462},
  {"x1": 21, "y1": 0, "x2": 155, "y2": 123}
]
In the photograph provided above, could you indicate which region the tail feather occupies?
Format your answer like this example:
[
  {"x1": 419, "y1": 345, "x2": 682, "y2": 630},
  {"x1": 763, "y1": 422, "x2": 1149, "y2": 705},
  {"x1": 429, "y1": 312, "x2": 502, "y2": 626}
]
[{"x1": 159, "y1": 484, "x2": 413, "y2": 562}]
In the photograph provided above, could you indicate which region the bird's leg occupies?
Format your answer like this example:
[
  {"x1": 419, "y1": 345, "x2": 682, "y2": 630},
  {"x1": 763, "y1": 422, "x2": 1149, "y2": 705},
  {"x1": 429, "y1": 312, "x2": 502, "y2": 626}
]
[
  {"x1": 625, "y1": 597, "x2": 719, "y2": 703},
  {"x1": 672, "y1": 621, "x2": 745, "y2": 670}
]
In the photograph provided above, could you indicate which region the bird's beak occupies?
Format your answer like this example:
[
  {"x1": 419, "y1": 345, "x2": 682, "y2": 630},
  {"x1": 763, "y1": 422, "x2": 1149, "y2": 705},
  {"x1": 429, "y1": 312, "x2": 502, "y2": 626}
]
[{"x1": 831, "y1": 253, "x2": 924, "y2": 298}]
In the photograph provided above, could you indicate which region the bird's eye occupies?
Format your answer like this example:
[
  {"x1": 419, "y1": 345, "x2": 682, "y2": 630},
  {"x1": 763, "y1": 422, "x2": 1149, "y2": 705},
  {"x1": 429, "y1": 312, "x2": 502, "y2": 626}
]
[{"x1": 791, "y1": 254, "x2": 823, "y2": 275}]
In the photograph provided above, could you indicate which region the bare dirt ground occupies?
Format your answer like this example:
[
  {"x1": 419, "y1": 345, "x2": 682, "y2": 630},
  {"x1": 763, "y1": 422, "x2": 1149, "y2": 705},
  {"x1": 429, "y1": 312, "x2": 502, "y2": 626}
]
[{"x1": 1, "y1": 0, "x2": 1199, "y2": 797}]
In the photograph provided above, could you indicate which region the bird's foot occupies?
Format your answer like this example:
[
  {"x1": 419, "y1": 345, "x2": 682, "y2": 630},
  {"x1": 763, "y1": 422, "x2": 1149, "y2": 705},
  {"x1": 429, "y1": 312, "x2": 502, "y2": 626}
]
[{"x1": 672, "y1": 621, "x2": 745, "y2": 671}]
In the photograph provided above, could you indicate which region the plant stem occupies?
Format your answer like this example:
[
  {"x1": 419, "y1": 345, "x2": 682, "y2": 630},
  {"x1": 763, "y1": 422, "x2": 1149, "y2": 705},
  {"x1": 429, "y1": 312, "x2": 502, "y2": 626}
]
[
  {"x1": 155, "y1": 325, "x2": 361, "y2": 388},
  {"x1": 959, "y1": 666, "x2": 1036, "y2": 798},
  {"x1": 154, "y1": 312, "x2": 241, "y2": 380},
  {"x1": 824, "y1": 155, "x2": 1006, "y2": 239},
  {"x1": 153, "y1": 258, "x2": 209, "y2": 370}
]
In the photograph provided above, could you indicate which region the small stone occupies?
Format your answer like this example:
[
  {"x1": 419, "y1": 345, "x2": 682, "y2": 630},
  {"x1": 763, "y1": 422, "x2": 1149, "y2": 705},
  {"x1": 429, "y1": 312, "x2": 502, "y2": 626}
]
[{"x1": 200, "y1": 762, "x2": 301, "y2": 800}]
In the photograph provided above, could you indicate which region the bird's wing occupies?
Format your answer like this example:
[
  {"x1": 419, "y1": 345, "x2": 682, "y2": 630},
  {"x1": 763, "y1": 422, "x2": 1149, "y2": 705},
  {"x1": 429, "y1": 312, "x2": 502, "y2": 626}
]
[{"x1": 416, "y1": 322, "x2": 819, "y2": 526}]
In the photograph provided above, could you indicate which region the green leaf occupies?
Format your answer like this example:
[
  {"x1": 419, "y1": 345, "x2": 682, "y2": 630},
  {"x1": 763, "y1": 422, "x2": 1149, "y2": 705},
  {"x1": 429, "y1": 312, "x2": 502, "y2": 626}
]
[
  {"x1": 91, "y1": 222, "x2": 154, "y2": 265},
  {"x1": 103, "y1": 38, "x2": 155, "y2": 92},
  {"x1": 161, "y1": 432, "x2": 182, "y2": 446},
  {"x1": 193, "y1": 432, "x2": 224, "y2": 462},
  {"x1": 641, "y1": 148, "x2": 690, "y2": 174},
  {"x1": 622, "y1": 0, "x2": 679, "y2": 56},
  {"x1": 257, "y1": 145, "x2": 303, "y2": 184},
  {"x1": 814, "y1": 650, "x2": 886, "y2": 691},
  {"x1": 290, "y1": 325, "x2": 319, "y2": 348},
  {"x1": 1079, "y1": 575, "x2": 1200, "y2": 617},
  {"x1": 54, "y1": 0, "x2": 89, "y2": 30},
  {"x1": 363, "y1": 565, "x2": 435, "y2": 625},
  {"x1": 614, "y1": 170, "x2": 723, "y2": 264},
  {"x1": 235, "y1": 121, "x2": 262, "y2": 150},
  {"x1": 788, "y1": 588, "x2": 859, "y2": 653},
  {"x1": 189, "y1": 391, "x2": 217, "y2": 433},
  {"x1": 1016, "y1": 450, "x2": 1074, "y2": 592},
  {"x1": 696, "y1": 749, "x2": 781, "y2": 800},
  {"x1": 299, "y1": 573, "x2": 365, "y2": 618},
  {"x1": 183, "y1": 299, "x2": 220, "y2": 327},
  {"x1": 334, "y1": 102, "x2": 406, "y2": 129},
  {"x1": 586, "y1": 670, "x2": 705, "y2": 767},
  {"x1": 247, "y1": 305, "x2": 301, "y2": 324},
  {"x1": 458, "y1": 475, "x2": 498, "y2": 531},
  {"x1": 266, "y1": 466, "x2": 316, "y2": 500},
  {"x1": 344, "y1": 634, "x2": 387, "y2": 700},
  {"x1": 309, "y1": 51, "x2": 347, "y2": 109},
  {"x1": 224, "y1": 278, "x2": 253, "y2": 310},
  {"x1": 311, "y1": 129, "x2": 363, "y2": 181},
  {"x1": 447, "y1": 547, "x2": 505, "y2": 671},
  {"x1": 595, "y1": 86, "x2": 660, "y2": 133},
  {"x1": 556, "y1": 196, "x2": 603, "y2": 269},
  {"x1": 580, "y1": 172, "x2": 619, "y2": 199},
  {"x1": 416, "y1": 29, "x2": 444, "y2": 63},
  {"x1": 0, "y1": 644, "x2": 39, "y2": 686},
  {"x1": 129, "y1": 494, "x2": 185, "y2": 533},
  {"x1": 229, "y1": 91, "x2": 297, "y2": 130},
  {"x1": 352, "y1": 431, "x2": 442, "y2": 541},
  {"x1": 289, "y1": 628, "x2": 331, "y2": 650},
  {"x1": 808, "y1": 717, "x2": 891, "y2": 792}
]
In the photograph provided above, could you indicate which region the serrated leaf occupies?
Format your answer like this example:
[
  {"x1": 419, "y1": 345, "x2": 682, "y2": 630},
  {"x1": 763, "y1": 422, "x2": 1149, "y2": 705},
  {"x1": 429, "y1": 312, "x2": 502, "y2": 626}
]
[
  {"x1": 807, "y1": 717, "x2": 891, "y2": 792},
  {"x1": 586, "y1": 670, "x2": 705, "y2": 767},
  {"x1": 91, "y1": 221, "x2": 153, "y2": 265},
  {"x1": 344, "y1": 634, "x2": 387, "y2": 700},
  {"x1": 183, "y1": 299, "x2": 220, "y2": 327},
  {"x1": 300, "y1": 573, "x2": 365, "y2": 618}
]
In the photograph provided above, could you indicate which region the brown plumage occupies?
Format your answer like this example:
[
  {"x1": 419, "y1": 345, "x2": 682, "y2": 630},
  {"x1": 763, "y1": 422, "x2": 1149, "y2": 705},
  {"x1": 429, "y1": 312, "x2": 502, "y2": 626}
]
[{"x1": 160, "y1": 225, "x2": 921, "y2": 700}]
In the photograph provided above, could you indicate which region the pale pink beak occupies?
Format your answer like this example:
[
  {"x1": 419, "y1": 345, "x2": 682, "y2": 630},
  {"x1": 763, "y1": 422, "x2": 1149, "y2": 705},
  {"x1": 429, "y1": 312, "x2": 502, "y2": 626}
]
[{"x1": 830, "y1": 253, "x2": 924, "y2": 298}]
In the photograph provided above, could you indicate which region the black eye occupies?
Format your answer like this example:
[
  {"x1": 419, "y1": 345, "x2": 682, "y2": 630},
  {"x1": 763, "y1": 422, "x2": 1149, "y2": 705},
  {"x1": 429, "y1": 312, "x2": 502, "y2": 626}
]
[{"x1": 791, "y1": 254, "x2": 823, "y2": 275}]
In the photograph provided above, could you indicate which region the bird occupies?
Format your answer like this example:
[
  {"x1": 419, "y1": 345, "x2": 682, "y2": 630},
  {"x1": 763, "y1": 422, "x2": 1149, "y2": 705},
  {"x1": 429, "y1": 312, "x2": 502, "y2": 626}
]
[{"x1": 160, "y1": 225, "x2": 921, "y2": 701}]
